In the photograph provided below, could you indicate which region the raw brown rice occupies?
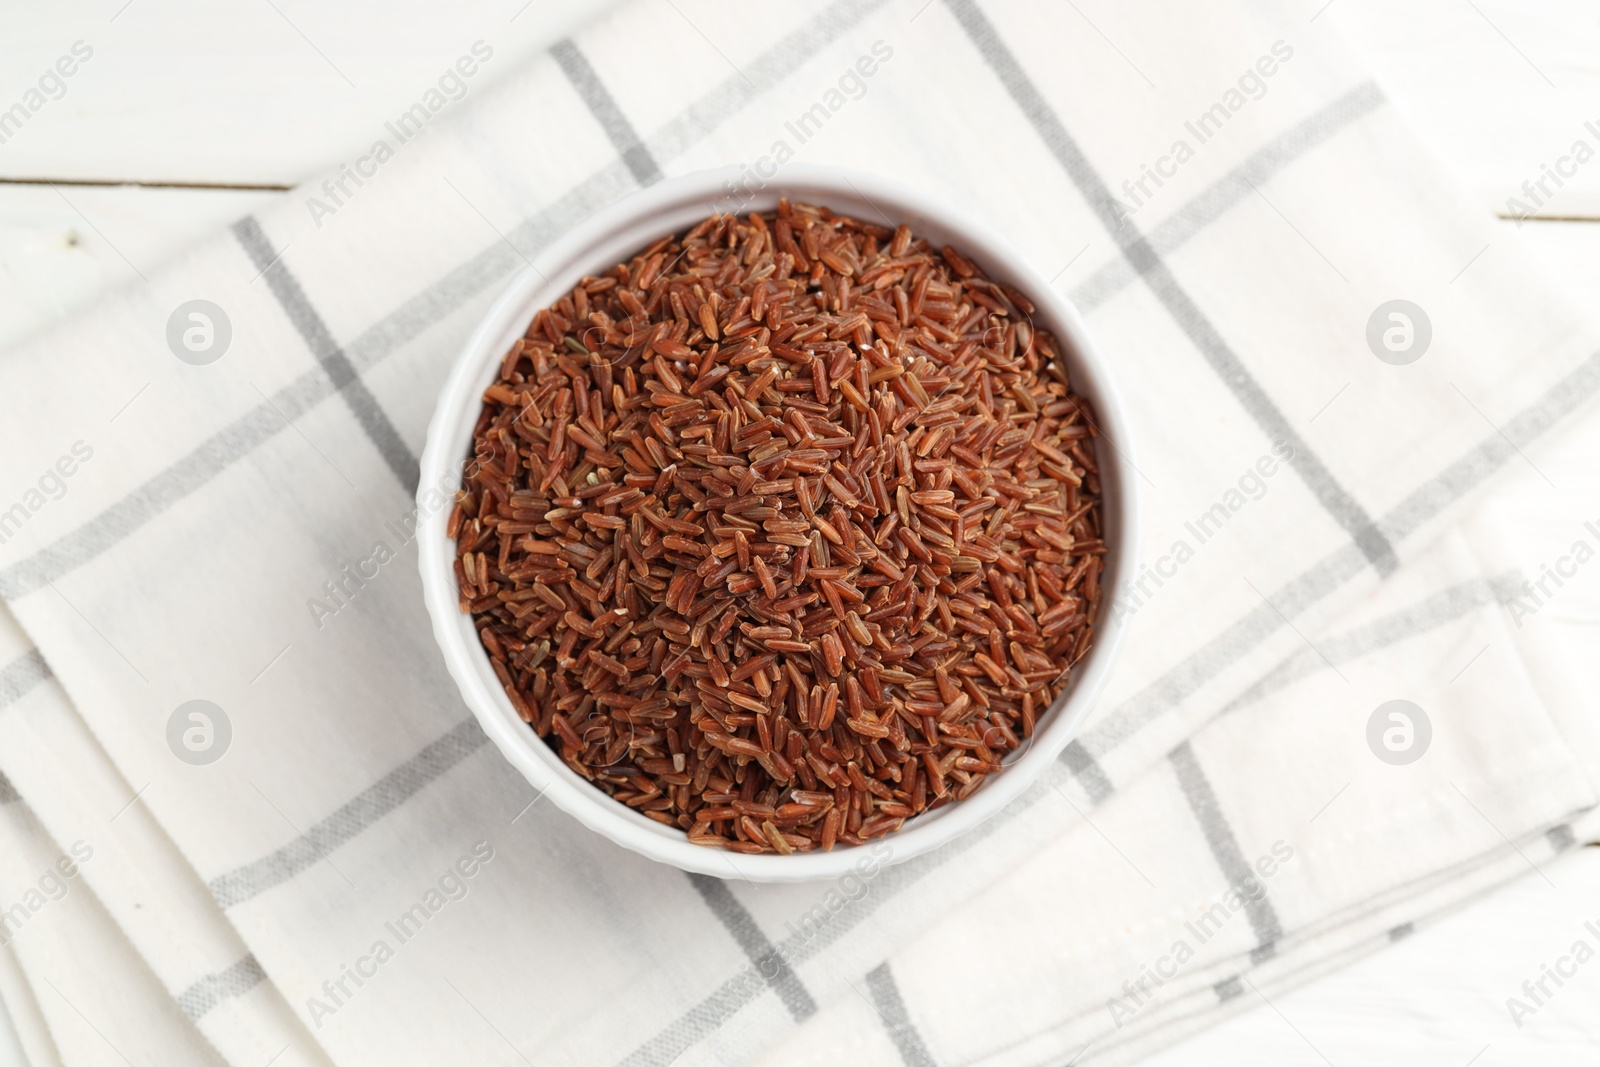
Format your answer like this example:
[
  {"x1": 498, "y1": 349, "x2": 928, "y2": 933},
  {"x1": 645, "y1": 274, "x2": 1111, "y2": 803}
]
[{"x1": 452, "y1": 198, "x2": 1104, "y2": 853}]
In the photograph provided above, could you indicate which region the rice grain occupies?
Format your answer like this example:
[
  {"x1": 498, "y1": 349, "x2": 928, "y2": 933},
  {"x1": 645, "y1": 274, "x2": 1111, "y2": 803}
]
[{"x1": 455, "y1": 199, "x2": 1105, "y2": 853}]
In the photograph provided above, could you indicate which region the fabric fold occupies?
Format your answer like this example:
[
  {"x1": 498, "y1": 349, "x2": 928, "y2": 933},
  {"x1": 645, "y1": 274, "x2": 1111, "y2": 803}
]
[{"x1": 1, "y1": 1, "x2": 1597, "y2": 1064}]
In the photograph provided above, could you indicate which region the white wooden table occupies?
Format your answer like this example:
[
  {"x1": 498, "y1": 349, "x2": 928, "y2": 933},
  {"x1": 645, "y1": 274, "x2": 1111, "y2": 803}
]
[{"x1": 2, "y1": 1, "x2": 1598, "y2": 1064}]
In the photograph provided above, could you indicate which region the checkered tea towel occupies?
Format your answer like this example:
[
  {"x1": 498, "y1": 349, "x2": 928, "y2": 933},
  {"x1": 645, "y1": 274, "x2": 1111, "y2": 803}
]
[{"x1": 1, "y1": 1, "x2": 1598, "y2": 1065}]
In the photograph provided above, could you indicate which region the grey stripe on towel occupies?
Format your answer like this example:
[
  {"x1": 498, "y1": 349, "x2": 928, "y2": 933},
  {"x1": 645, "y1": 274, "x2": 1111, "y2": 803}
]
[
  {"x1": 176, "y1": 954, "x2": 268, "y2": 1021},
  {"x1": 687, "y1": 874, "x2": 818, "y2": 1021},
  {"x1": 867, "y1": 962, "x2": 937, "y2": 1067}
]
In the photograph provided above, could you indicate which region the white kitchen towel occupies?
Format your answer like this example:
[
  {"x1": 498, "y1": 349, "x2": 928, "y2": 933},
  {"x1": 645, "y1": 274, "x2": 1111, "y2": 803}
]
[
  {"x1": 752, "y1": 510, "x2": 1600, "y2": 1066},
  {"x1": 0, "y1": 788, "x2": 223, "y2": 1067},
  {"x1": 1, "y1": 1, "x2": 1598, "y2": 1065},
  {"x1": 0, "y1": 610, "x2": 329, "y2": 1067},
  {"x1": 0, "y1": 935, "x2": 61, "y2": 1067}
]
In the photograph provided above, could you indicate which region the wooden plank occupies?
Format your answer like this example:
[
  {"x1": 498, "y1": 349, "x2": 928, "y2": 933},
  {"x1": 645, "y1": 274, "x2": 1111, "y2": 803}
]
[
  {"x1": 2, "y1": 0, "x2": 1596, "y2": 219},
  {"x1": 0, "y1": 0, "x2": 618, "y2": 186},
  {"x1": 2, "y1": 2, "x2": 1599, "y2": 1056}
]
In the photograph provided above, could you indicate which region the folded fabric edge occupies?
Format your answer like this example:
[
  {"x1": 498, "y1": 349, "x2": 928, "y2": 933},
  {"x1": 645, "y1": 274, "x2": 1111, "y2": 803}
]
[{"x1": 0, "y1": 628, "x2": 333, "y2": 1067}]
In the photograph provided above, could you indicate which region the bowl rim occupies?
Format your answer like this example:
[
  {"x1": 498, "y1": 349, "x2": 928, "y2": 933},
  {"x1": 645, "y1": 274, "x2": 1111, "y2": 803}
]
[{"x1": 418, "y1": 163, "x2": 1141, "y2": 882}]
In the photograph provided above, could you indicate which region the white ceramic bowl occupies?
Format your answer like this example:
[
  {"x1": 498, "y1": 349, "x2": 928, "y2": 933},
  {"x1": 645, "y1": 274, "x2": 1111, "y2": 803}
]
[{"x1": 419, "y1": 165, "x2": 1139, "y2": 882}]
